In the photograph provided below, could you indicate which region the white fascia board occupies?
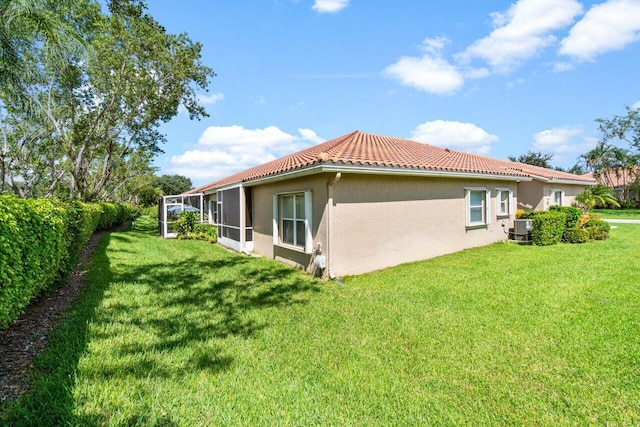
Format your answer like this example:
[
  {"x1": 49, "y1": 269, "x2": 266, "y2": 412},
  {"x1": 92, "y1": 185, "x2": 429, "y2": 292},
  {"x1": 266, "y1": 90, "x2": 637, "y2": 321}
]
[{"x1": 527, "y1": 174, "x2": 595, "y2": 186}]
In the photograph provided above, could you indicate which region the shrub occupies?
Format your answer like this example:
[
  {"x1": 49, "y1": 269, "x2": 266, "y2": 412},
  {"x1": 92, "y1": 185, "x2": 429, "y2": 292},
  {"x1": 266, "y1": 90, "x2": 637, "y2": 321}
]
[
  {"x1": 0, "y1": 197, "x2": 136, "y2": 330},
  {"x1": 584, "y1": 218, "x2": 611, "y2": 233},
  {"x1": 175, "y1": 211, "x2": 199, "y2": 236},
  {"x1": 549, "y1": 205, "x2": 582, "y2": 229},
  {"x1": 531, "y1": 211, "x2": 565, "y2": 246},
  {"x1": 586, "y1": 226, "x2": 609, "y2": 241},
  {"x1": 515, "y1": 209, "x2": 526, "y2": 219},
  {"x1": 583, "y1": 218, "x2": 611, "y2": 240},
  {"x1": 178, "y1": 223, "x2": 217, "y2": 243},
  {"x1": 518, "y1": 210, "x2": 537, "y2": 220},
  {"x1": 562, "y1": 228, "x2": 589, "y2": 244}
]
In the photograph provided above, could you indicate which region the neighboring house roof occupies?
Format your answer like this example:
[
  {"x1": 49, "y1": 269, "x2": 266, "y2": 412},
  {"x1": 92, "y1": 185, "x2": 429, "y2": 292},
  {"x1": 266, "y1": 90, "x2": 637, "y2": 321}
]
[
  {"x1": 187, "y1": 131, "x2": 594, "y2": 194},
  {"x1": 584, "y1": 165, "x2": 640, "y2": 188}
]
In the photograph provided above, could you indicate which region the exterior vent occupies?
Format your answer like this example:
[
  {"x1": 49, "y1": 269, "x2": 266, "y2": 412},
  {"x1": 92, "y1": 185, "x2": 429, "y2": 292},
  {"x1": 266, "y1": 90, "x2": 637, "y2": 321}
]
[{"x1": 512, "y1": 219, "x2": 532, "y2": 242}]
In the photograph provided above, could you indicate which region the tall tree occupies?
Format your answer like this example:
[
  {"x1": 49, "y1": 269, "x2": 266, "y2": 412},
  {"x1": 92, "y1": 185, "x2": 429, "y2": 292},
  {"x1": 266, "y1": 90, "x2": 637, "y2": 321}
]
[
  {"x1": 1, "y1": 0, "x2": 214, "y2": 201},
  {"x1": 0, "y1": 0, "x2": 87, "y2": 101},
  {"x1": 508, "y1": 151, "x2": 554, "y2": 169},
  {"x1": 155, "y1": 174, "x2": 193, "y2": 195}
]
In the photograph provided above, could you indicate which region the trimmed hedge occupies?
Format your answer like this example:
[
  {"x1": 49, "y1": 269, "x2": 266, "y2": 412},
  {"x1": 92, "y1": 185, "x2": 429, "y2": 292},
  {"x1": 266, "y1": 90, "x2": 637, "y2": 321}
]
[
  {"x1": 531, "y1": 211, "x2": 566, "y2": 246},
  {"x1": 563, "y1": 228, "x2": 589, "y2": 244},
  {"x1": 0, "y1": 196, "x2": 137, "y2": 330},
  {"x1": 584, "y1": 218, "x2": 611, "y2": 240},
  {"x1": 549, "y1": 205, "x2": 582, "y2": 229}
]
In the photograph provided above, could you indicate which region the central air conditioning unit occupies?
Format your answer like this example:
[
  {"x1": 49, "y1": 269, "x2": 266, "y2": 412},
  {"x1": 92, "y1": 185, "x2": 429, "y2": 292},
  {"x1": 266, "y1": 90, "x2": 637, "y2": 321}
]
[{"x1": 512, "y1": 219, "x2": 532, "y2": 242}]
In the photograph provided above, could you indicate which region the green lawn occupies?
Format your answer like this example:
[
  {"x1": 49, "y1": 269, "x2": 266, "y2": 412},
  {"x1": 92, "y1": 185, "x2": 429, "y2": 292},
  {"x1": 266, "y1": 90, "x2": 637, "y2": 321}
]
[
  {"x1": 592, "y1": 208, "x2": 640, "y2": 219},
  {"x1": 2, "y1": 218, "x2": 639, "y2": 425}
]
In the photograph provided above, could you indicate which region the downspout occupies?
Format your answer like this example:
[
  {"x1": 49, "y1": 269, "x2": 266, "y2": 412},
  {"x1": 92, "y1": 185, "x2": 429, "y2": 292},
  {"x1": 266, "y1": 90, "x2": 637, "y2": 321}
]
[{"x1": 326, "y1": 172, "x2": 341, "y2": 280}]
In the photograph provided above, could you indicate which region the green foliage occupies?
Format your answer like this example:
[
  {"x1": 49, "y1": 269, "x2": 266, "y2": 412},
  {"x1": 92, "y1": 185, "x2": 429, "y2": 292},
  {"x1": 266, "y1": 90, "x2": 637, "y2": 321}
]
[
  {"x1": 585, "y1": 226, "x2": 610, "y2": 241},
  {"x1": 140, "y1": 204, "x2": 159, "y2": 218},
  {"x1": 562, "y1": 228, "x2": 590, "y2": 244},
  {"x1": 175, "y1": 210, "x2": 198, "y2": 236},
  {"x1": 1, "y1": 0, "x2": 213, "y2": 201},
  {"x1": 155, "y1": 174, "x2": 193, "y2": 195},
  {"x1": 178, "y1": 223, "x2": 217, "y2": 243},
  {"x1": 583, "y1": 218, "x2": 611, "y2": 240},
  {"x1": 576, "y1": 184, "x2": 620, "y2": 210},
  {"x1": 516, "y1": 210, "x2": 536, "y2": 220},
  {"x1": 137, "y1": 184, "x2": 163, "y2": 207},
  {"x1": 0, "y1": 196, "x2": 135, "y2": 330},
  {"x1": 549, "y1": 205, "x2": 582, "y2": 229},
  {"x1": 531, "y1": 211, "x2": 565, "y2": 246},
  {"x1": 508, "y1": 151, "x2": 554, "y2": 168}
]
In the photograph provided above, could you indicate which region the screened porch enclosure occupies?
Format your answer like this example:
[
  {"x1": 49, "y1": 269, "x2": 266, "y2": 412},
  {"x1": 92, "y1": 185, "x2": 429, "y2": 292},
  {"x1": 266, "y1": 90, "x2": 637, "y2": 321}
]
[
  {"x1": 159, "y1": 194, "x2": 204, "y2": 238},
  {"x1": 217, "y1": 186, "x2": 253, "y2": 252}
]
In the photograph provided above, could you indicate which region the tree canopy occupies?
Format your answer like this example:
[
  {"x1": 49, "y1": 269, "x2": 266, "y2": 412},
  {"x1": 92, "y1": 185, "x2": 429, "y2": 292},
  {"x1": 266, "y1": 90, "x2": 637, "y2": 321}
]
[
  {"x1": 156, "y1": 174, "x2": 193, "y2": 195},
  {"x1": 508, "y1": 151, "x2": 554, "y2": 169},
  {"x1": 0, "y1": 0, "x2": 213, "y2": 201}
]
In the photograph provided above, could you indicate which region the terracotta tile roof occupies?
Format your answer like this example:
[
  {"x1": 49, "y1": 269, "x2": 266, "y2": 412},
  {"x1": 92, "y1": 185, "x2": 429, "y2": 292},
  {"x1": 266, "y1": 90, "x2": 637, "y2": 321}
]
[
  {"x1": 504, "y1": 161, "x2": 595, "y2": 183},
  {"x1": 584, "y1": 166, "x2": 640, "y2": 188},
  {"x1": 187, "y1": 131, "x2": 594, "y2": 193}
]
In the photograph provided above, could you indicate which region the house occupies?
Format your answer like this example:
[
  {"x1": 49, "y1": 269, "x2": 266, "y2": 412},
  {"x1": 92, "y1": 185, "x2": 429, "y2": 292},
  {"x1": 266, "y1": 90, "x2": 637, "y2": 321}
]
[
  {"x1": 186, "y1": 131, "x2": 594, "y2": 278},
  {"x1": 584, "y1": 166, "x2": 640, "y2": 203},
  {"x1": 507, "y1": 162, "x2": 596, "y2": 210}
]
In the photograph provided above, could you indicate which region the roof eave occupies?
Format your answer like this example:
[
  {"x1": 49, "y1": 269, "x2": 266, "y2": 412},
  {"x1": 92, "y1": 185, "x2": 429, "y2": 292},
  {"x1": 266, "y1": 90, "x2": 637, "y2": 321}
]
[{"x1": 237, "y1": 163, "x2": 532, "y2": 188}]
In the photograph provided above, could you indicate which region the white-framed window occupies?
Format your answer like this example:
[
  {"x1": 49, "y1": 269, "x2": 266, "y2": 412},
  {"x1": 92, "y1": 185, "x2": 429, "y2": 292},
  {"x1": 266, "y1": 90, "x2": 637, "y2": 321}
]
[
  {"x1": 550, "y1": 189, "x2": 564, "y2": 206},
  {"x1": 465, "y1": 187, "x2": 491, "y2": 228},
  {"x1": 273, "y1": 191, "x2": 313, "y2": 254},
  {"x1": 495, "y1": 188, "x2": 513, "y2": 217}
]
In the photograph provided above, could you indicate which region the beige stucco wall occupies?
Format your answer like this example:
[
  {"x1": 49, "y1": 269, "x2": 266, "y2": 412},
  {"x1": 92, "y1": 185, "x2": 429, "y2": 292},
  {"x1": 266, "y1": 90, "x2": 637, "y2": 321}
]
[
  {"x1": 327, "y1": 174, "x2": 517, "y2": 277},
  {"x1": 250, "y1": 174, "x2": 330, "y2": 275},
  {"x1": 517, "y1": 181, "x2": 589, "y2": 211}
]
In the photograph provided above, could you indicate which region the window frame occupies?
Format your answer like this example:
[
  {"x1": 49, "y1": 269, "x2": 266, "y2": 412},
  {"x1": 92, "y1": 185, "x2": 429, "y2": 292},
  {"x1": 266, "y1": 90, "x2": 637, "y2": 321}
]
[
  {"x1": 465, "y1": 187, "x2": 491, "y2": 229},
  {"x1": 272, "y1": 190, "x2": 313, "y2": 254},
  {"x1": 495, "y1": 188, "x2": 513, "y2": 218},
  {"x1": 550, "y1": 189, "x2": 564, "y2": 207}
]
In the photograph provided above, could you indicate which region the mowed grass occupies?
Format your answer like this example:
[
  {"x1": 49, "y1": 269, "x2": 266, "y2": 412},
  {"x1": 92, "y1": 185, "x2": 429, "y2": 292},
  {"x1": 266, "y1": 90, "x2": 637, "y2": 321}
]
[
  {"x1": 2, "y1": 218, "x2": 639, "y2": 425},
  {"x1": 593, "y1": 208, "x2": 640, "y2": 219}
]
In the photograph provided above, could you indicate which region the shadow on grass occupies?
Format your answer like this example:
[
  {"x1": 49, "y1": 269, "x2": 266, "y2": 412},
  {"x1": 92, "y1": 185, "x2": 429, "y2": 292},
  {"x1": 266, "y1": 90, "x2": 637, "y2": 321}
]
[
  {"x1": 0, "y1": 233, "x2": 114, "y2": 425},
  {"x1": 1, "y1": 229, "x2": 321, "y2": 425}
]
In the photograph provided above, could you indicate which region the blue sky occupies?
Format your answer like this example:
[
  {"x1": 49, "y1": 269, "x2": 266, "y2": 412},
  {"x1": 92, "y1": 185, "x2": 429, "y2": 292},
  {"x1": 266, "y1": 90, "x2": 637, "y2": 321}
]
[{"x1": 146, "y1": 0, "x2": 640, "y2": 187}]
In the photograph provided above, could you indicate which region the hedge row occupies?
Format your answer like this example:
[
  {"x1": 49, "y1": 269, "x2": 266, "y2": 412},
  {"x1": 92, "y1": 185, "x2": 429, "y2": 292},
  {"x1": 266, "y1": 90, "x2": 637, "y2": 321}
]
[
  {"x1": 517, "y1": 206, "x2": 610, "y2": 246},
  {"x1": 0, "y1": 196, "x2": 139, "y2": 330}
]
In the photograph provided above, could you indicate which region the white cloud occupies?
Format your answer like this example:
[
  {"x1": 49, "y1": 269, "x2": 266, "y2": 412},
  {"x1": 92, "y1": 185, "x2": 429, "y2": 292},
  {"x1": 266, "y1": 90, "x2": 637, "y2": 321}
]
[
  {"x1": 633, "y1": 100, "x2": 640, "y2": 110},
  {"x1": 533, "y1": 125, "x2": 598, "y2": 163},
  {"x1": 560, "y1": 0, "x2": 640, "y2": 61},
  {"x1": 384, "y1": 37, "x2": 464, "y2": 95},
  {"x1": 312, "y1": 0, "x2": 348, "y2": 13},
  {"x1": 197, "y1": 92, "x2": 224, "y2": 105},
  {"x1": 169, "y1": 125, "x2": 325, "y2": 184},
  {"x1": 460, "y1": 0, "x2": 583, "y2": 73},
  {"x1": 410, "y1": 120, "x2": 498, "y2": 154},
  {"x1": 298, "y1": 128, "x2": 326, "y2": 144}
]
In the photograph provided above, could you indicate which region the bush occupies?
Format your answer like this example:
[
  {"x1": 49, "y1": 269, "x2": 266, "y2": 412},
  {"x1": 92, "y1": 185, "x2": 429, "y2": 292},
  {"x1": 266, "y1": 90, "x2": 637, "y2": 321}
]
[
  {"x1": 516, "y1": 209, "x2": 538, "y2": 219},
  {"x1": 549, "y1": 205, "x2": 582, "y2": 229},
  {"x1": 563, "y1": 228, "x2": 589, "y2": 244},
  {"x1": 583, "y1": 218, "x2": 611, "y2": 240},
  {"x1": 175, "y1": 211, "x2": 199, "y2": 236},
  {"x1": 0, "y1": 196, "x2": 136, "y2": 330},
  {"x1": 586, "y1": 226, "x2": 609, "y2": 241},
  {"x1": 531, "y1": 211, "x2": 565, "y2": 246},
  {"x1": 178, "y1": 223, "x2": 217, "y2": 243}
]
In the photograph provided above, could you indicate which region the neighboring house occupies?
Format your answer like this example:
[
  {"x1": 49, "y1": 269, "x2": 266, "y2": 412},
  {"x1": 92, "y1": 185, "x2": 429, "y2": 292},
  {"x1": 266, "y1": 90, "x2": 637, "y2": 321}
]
[
  {"x1": 507, "y1": 162, "x2": 595, "y2": 210},
  {"x1": 186, "y1": 131, "x2": 594, "y2": 278},
  {"x1": 584, "y1": 166, "x2": 640, "y2": 202}
]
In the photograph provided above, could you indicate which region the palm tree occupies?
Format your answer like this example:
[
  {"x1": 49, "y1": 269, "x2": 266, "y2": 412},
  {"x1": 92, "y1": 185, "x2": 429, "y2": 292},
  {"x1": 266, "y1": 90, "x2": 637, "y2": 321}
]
[
  {"x1": 0, "y1": 0, "x2": 87, "y2": 101},
  {"x1": 575, "y1": 184, "x2": 620, "y2": 211}
]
